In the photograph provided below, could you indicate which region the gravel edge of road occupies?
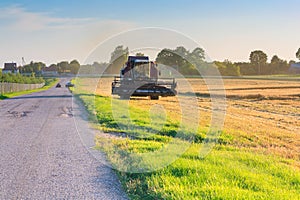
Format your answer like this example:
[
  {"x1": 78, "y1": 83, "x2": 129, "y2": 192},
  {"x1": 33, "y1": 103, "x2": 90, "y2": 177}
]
[{"x1": 71, "y1": 92, "x2": 129, "y2": 199}]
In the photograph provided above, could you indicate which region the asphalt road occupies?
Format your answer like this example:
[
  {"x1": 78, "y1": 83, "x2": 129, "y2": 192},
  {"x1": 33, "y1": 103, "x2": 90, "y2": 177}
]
[{"x1": 0, "y1": 79, "x2": 128, "y2": 199}]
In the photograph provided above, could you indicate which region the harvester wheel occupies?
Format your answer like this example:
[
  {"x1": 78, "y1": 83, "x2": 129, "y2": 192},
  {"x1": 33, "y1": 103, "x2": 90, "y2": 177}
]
[{"x1": 150, "y1": 96, "x2": 159, "y2": 100}]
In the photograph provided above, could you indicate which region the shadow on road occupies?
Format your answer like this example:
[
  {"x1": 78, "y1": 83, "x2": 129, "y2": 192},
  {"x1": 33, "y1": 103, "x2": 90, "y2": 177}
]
[
  {"x1": 8, "y1": 95, "x2": 73, "y2": 100},
  {"x1": 0, "y1": 95, "x2": 8, "y2": 100}
]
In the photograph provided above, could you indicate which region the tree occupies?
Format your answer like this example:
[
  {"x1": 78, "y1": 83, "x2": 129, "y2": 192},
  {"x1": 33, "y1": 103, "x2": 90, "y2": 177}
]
[
  {"x1": 156, "y1": 48, "x2": 187, "y2": 73},
  {"x1": 156, "y1": 48, "x2": 177, "y2": 66},
  {"x1": 189, "y1": 47, "x2": 205, "y2": 70},
  {"x1": 70, "y1": 59, "x2": 80, "y2": 66},
  {"x1": 270, "y1": 55, "x2": 281, "y2": 74},
  {"x1": 69, "y1": 60, "x2": 80, "y2": 74},
  {"x1": 48, "y1": 64, "x2": 57, "y2": 70},
  {"x1": 296, "y1": 48, "x2": 300, "y2": 61},
  {"x1": 271, "y1": 55, "x2": 281, "y2": 74},
  {"x1": 57, "y1": 61, "x2": 69, "y2": 73},
  {"x1": 174, "y1": 46, "x2": 188, "y2": 58},
  {"x1": 20, "y1": 61, "x2": 45, "y2": 75},
  {"x1": 249, "y1": 50, "x2": 268, "y2": 75},
  {"x1": 156, "y1": 46, "x2": 206, "y2": 75},
  {"x1": 92, "y1": 62, "x2": 108, "y2": 74},
  {"x1": 110, "y1": 45, "x2": 129, "y2": 63},
  {"x1": 191, "y1": 47, "x2": 205, "y2": 61},
  {"x1": 271, "y1": 55, "x2": 280, "y2": 65},
  {"x1": 214, "y1": 60, "x2": 240, "y2": 76},
  {"x1": 33, "y1": 62, "x2": 45, "y2": 75},
  {"x1": 135, "y1": 52, "x2": 145, "y2": 56},
  {"x1": 269, "y1": 55, "x2": 289, "y2": 74},
  {"x1": 289, "y1": 60, "x2": 296, "y2": 65},
  {"x1": 108, "y1": 45, "x2": 129, "y2": 74}
]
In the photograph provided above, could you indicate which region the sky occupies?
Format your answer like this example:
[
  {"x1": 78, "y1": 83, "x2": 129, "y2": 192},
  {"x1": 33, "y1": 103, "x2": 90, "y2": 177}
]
[{"x1": 0, "y1": 0, "x2": 299, "y2": 67}]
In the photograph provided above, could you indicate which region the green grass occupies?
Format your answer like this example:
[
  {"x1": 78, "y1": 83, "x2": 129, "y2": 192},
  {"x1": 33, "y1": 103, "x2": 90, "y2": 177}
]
[
  {"x1": 73, "y1": 81, "x2": 300, "y2": 200},
  {"x1": 0, "y1": 78, "x2": 57, "y2": 100},
  {"x1": 77, "y1": 94, "x2": 226, "y2": 144},
  {"x1": 114, "y1": 143, "x2": 300, "y2": 200}
]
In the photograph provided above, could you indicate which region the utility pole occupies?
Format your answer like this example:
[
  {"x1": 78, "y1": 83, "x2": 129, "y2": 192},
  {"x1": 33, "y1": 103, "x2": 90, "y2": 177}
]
[
  {"x1": 22, "y1": 57, "x2": 26, "y2": 66},
  {"x1": 21, "y1": 57, "x2": 26, "y2": 74}
]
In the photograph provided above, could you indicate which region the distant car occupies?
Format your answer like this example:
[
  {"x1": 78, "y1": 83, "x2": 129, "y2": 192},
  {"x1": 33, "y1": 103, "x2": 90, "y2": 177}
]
[
  {"x1": 56, "y1": 83, "x2": 62, "y2": 88},
  {"x1": 65, "y1": 82, "x2": 75, "y2": 88}
]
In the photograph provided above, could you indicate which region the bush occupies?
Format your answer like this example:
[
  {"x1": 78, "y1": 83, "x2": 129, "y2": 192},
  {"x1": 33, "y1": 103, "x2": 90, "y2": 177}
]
[{"x1": 0, "y1": 72, "x2": 44, "y2": 84}]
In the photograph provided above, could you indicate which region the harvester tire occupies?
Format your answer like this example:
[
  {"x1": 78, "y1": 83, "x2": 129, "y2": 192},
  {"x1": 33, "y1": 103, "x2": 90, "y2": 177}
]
[{"x1": 150, "y1": 96, "x2": 159, "y2": 100}]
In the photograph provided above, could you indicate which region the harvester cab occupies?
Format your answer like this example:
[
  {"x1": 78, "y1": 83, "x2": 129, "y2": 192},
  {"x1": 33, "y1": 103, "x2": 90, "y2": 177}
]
[{"x1": 112, "y1": 56, "x2": 177, "y2": 100}]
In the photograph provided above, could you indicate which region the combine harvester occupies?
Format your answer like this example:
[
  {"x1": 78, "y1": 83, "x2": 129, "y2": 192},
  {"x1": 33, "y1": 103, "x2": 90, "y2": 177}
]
[{"x1": 112, "y1": 56, "x2": 177, "y2": 100}]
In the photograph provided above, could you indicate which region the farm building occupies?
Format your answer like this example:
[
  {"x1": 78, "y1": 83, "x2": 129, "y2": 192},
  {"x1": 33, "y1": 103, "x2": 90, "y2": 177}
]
[
  {"x1": 289, "y1": 63, "x2": 300, "y2": 74},
  {"x1": 2, "y1": 62, "x2": 19, "y2": 74}
]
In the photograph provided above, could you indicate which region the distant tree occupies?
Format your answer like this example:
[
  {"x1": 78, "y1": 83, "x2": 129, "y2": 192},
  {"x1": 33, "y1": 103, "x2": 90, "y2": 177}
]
[
  {"x1": 270, "y1": 55, "x2": 281, "y2": 74},
  {"x1": 21, "y1": 61, "x2": 45, "y2": 75},
  {"x1": 156, "y1": 46, "x2": 205, "y2": 75},
  {"x1": 108, "y1": 45, "x2": 129, "y2": 74},
  {"x1": 250, "y1": 50, "x2": 268, "y2": 65},
  {"x1": 271, "y1": 55, "x2": 280, "y2": 65},
  {"x1": 173, "y1": 47, "x2": 189, "y2": 70},
  {"x1": 92, "y1": 62, "x2": 108, "y2": 74},
  {"x1": 189, "y1": 47, "x2": 205, "y2": 71},
  {"x1": 70, "y1": 59, "x2": 80, "y2": 66},
  {"x1": 33, "y1": 62, "x2": 45, "y2": 75},
  {"x1": 249, "y1": 50, "x2": 268, "y2": 75},
  {"x1": 156, "y1": 48, "x2": 177, "y2": 66},
  {"x1": 48, "y1": 64, "x2": 57, "y2": 70},
  {"x1": 135, "y1": 52, "x2": 145, "y2": 56},
  {"x1": 280, "y1": 60, "x2": 289, "y2": 74},
  {"x1": 69, "y1": 60, "x2": 80, "y2": 74},
  {"x1": 191, "y1": 47, "x2": 205, "y2": 61},
  {"x1": 214, "y1": 60, "x2": 240, "y2": 76},
  {"x1": 235, "y1": 62, "x2": 254, "y2": 75},
  {"x1": 174, "y1": 46, "x2": 189, "y2": 58},
  {"x1": 57, "y1": 61, "x2": 69, "y2": 73},
  {"x1": 296, "y1": 48, "x2": 300, "y2": 61},
  {"x1": 268, "y1": 55, "x2": 289, "y2": 74},
  {"x1": 156, "y1": 48, "x2": 185, "y2": 73},
  {"x1": 289, "y1": 60, "x2": 296, "y2": 65}
]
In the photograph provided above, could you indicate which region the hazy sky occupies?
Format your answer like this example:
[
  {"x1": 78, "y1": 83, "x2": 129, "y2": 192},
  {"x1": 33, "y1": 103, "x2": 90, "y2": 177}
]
[{"x1": 0, "y1": 0, "x2": 299, "y2": 66}]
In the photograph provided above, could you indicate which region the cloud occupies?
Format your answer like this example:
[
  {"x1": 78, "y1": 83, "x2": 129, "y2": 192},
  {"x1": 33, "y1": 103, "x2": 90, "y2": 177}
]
[{"x1": 0, "y1": 5, "x2": 94, "y2": 31}]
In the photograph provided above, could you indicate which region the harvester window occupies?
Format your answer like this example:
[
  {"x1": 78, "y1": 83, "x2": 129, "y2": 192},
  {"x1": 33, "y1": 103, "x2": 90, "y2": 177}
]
[{"x1": 133, "y1": 62, "x2": 150, "y2": 78}]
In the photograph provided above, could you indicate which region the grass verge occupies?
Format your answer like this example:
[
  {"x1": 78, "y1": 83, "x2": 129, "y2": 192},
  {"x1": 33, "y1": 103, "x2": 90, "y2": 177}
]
[{"x1": 112, "y1": 143, "x2": 299, "y2": 199}]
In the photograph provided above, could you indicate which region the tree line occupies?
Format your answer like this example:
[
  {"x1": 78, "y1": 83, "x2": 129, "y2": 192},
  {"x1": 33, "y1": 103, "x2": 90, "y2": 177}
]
[
  {"x1": 20, "y1": 60, "x2": 80, "y2": 75},
  {"x1": 107, "y1": 46, "x2": 300, "y2": 76},
  {"x1": 79, "y1": 62, "x2": 108, "y2": 74},
  {"x1": 237, "y1": 50, "x2": 294, "y2": 75}
]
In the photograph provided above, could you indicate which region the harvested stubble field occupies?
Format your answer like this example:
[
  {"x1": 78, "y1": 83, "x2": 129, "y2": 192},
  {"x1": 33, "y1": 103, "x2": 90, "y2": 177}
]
[{"x1": 74, "y1": 77, "x2": 300, "y2": 199}]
